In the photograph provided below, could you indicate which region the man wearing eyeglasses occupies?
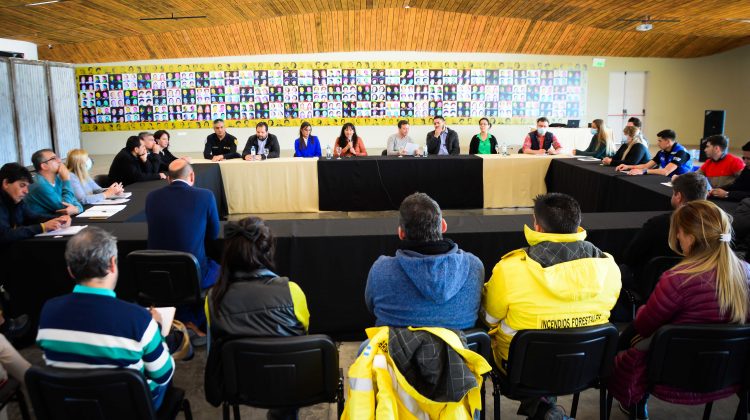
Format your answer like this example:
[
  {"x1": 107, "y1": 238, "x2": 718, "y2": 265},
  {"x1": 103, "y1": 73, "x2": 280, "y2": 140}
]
[{"x1": 25, "y1": 149, "x2": 83, "y2": 218}]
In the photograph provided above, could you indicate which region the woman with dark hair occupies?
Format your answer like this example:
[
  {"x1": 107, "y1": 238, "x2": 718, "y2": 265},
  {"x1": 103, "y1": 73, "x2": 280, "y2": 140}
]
[
  {"x1": 205, "y1": 217, "x2": 310, "y2": 416},
  {"x1": 333, "y1": 122, "x2": 367, "y2": 157},
  {"x1": 293, "y1": 121, "x2": 321, "y2": 158},
  {"x1": 468, "y1": 117, "x2": 499, "y2": 154}
]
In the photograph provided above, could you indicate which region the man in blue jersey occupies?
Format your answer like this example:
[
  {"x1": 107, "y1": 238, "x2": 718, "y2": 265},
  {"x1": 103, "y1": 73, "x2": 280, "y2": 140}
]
[
  {"x1": 616, "y1": 129, "x2": 692, "y2": 177},
  {"x1": 36, "y1": 227, "x2": 175, "y2": 409}
]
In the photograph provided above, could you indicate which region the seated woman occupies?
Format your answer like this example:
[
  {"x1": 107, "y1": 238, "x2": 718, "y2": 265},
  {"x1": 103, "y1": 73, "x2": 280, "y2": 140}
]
[
  {"x1": 602, "y1": 126, "x2": 651, "y2": 167},
  {"x1": 468, "y1": 118, "x2": 499, "y2": 154},
  {"x1": 205, "y1": 217, "x2": 310, "y2": 417},
  {"x1": 294, "y1": 121, "x2": 322, "y2": 158},
  {"x1": 333, "y1": 122, "x2": 367, "y2": 157},
  {"x1": 66, "y1": 149, "x2": 123, "y2": 205},
  {"x1": 574, "y1": 119, "x2": 615, "y2": 159},
  {"x1": 608, "y1": 200, "x2": 750, "y2": 418}
]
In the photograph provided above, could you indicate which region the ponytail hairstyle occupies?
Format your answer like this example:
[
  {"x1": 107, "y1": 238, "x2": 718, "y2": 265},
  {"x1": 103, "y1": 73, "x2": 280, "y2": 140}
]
[{"x1": 669, "y1": 200, "x2": 749, "y2": 323}]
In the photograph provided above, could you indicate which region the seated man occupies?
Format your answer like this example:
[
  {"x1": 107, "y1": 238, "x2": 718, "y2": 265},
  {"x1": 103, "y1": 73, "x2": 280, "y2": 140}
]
[
  {"x1": 626, "y1": 117, "x2": 648, "y2": 144},
  {"x1": 522, "y1": 117, "x2": 563, "y2": 155},
  {"x1": 0, "y1": 163, "x2": 69, "y2": 244},
  {"x1": 481, "y1": 193, "x2": 620, "y2": 418},
  {"x1": 25, "y1": 149, "x2": 83, "y2": 218},
  {"x1": 425, "y1": 116, "x2": 460, "y2": 155},
  {"x1": 139, "y1": 131, "x2": 167, "y2": 172},
  {"x1": 617, "y1": 129, "x2": 692, "y2": 177},
  {"x1": 697, "y1": 134, "x2": 744, "y2": 188},
  {"x1": 203, "y1": 118, "x2": 239, "y2": 161},
  {"x1": 365, "y1": 192, "x2": 483, "y2": 329},
  {"x1": 146, "y1": 159, "x2": 219, "y2": 339},
  {"x1": 242, "y1": 121, "x2": 280, "y2": 160},
  {"x1": 108, "y1": 136, "x2": 166, "y2": 186},
  {"x1": 386, "y1": 120, "x2": 417, "y2": 155},
  {"x1": 37, "y1": 227, "x2": 175, "y2": 409},
  {"x1": 621, "y1": 172, "x2": 708, "y2": 295},
  {"x1": 709, "y1": 140, "x2": 750, "y2": 201}
]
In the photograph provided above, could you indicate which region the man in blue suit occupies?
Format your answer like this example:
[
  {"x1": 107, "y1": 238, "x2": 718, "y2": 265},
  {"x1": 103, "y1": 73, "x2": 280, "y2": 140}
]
[{"x1": 145, "y1": 159, "x2": 220, "y2": 340}]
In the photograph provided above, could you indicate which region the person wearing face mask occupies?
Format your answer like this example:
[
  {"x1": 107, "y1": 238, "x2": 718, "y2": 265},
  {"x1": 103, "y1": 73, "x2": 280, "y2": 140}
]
[
  {"x1": 66, "y1": 149, "x2": 124, "y2": 205},
  {"x1": 573, "y1": 119, "x2": 615, "y2": 159},
  {"x1": 333, "y1": 122, "x2": 368, "y2": 157},
  {"x1": 241, "y1": 122, "x2": 280, "y2": 160},
  {"x1": 521, "y1": 117, "x2": 563, "y2": 155},
  {"x1": 603, "y1": 126, "x2": 651, "y2": 167},
  {"x1": 108, "y1": 136, "x2": 166, "y2": 186}
]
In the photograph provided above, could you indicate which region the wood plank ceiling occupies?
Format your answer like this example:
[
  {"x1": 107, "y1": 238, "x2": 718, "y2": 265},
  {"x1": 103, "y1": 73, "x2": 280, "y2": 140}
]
[{"x1": 1, "y1": 0, "x2": 749, "y2": 63}]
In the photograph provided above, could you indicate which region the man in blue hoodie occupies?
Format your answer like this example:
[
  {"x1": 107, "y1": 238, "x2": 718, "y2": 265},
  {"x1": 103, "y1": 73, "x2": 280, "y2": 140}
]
[{"x1": 365, "y1": 192, "x2": 484, "y2": 330}]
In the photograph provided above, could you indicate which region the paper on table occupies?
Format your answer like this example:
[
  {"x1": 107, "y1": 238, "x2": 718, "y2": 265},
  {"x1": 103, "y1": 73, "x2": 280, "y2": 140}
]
[
  {"x1": 149, "y1": 307, "x2": 176, "y2": 337},
  {"x1": 111, "y1": 192, "x2": 132, "y2": 198},
  {"x1": 76, "y1": 205, "x2": 127, "y2": 218},
  {"x1": 94, "y1": 198, "x2": 130, "y2": 205},
  {"x1": 36, "y1": 225, "x2": 88, "y2": 237},
  {"x1": 577, "y1": 157, "x2": 600, "y2": 162},
  {"x1": 661, "y1": 182, "x2": 673, "y2": 187},
  {"x1": 403, "y1": 142, "x2": 419, "y2": 155}
]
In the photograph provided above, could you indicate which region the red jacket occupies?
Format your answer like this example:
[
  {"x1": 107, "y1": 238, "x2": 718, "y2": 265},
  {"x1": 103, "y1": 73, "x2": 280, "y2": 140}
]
[{"x1": 609, "y1": 264, "x2": 750, "y2": 406}]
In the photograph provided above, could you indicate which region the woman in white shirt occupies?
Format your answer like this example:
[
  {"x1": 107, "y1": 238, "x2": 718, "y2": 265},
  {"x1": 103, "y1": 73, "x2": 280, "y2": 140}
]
[{"x1": 66, "y1": 149, "x2": 124, "y2": 205}]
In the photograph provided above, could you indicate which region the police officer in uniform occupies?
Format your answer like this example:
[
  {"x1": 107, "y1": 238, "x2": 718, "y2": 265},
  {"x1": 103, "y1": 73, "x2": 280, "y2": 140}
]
[{"x1": 203, "y1": 119, "x2": 240, "y2": 161}]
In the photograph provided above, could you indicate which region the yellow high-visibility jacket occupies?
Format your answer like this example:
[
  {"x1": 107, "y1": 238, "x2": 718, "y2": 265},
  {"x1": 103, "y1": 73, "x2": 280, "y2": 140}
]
[
  {"x1": 481, "y1": 226, "x2": 621, "y2": 370},
  {"x1": 341, "y1": 326, "x2": 492, "y2": 420}
]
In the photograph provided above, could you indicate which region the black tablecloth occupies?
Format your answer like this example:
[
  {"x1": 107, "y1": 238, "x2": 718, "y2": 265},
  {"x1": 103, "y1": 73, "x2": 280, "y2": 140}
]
[
  {"x1": 4, "y1": 211, "x2": 662, "y2": 340},
  {"x1": 317, "y1": 155, "x2": 484, "y2": 211}
]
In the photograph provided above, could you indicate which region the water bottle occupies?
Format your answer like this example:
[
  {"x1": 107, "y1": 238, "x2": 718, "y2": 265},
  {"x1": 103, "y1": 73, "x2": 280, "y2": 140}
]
[
  {"x1": 501, "y1": 142, "x2": 508, "y2": 156},
  {"x1": 422, "y1": 144, "x2": 428, "y2": 157},
  {"x1": 326, "y1": 145, "x2": 332, "y2": 159},
  {"x1": 250, "y1": 146, "x2": 256, "y2": 157}
]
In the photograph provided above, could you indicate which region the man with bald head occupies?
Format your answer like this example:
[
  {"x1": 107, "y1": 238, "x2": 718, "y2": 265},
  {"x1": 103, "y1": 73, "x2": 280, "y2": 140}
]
[{"x1": 145, "y1": 159, "x2": 220, "y2": 340}]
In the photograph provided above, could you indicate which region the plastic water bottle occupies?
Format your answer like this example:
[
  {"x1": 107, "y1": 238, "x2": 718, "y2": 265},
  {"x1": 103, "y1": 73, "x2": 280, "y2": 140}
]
[
  {"x1": 326, "y1": 145, "x2": 332, "y2": 159},
  {"x1": 501, "y1": 142, "x2": 508, "y2": 156},
  {"x1": 423, "y1": 144, "x2": 428, "y2": 157},
  {"x1": 250, "y1": 146, "x2": 256, "y2": 157}
]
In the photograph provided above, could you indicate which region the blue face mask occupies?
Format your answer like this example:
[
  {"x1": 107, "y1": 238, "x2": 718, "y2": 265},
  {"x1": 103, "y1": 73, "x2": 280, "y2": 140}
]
[
  {"x1": 537, "y1": 128, "x2": 547, "y2": 136},
  {"x1": 85, "y1": 158, "x2": 93, "y2": 171},
  {"x1": 590, "y1": 129, "x2": 598, "y2": 135}
]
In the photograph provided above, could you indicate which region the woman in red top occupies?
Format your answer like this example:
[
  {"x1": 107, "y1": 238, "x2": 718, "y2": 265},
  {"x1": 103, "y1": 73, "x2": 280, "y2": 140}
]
[
  {"x1": 332, "y1": 122, "x2": 367, "y2": 157},
  {"x1": 609, "y1": 200, "x2": 750, "y2": 418}
]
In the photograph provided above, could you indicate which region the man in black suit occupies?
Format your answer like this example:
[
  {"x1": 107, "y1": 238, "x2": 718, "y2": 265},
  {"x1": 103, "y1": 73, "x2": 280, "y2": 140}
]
[
  {"x1": 242, "y1": 122, "x2": 280, "y2": 160},
  {"x1": 108, "y1": 136, "x2": 166, "y2": 186},
  {"x1": 426, "y1": 116, "x2": 460, "y2": 155}
]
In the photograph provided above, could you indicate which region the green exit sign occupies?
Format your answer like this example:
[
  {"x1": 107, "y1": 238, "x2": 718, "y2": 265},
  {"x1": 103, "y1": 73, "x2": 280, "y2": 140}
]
[{"x1": 593, "y1": 58, "x2": 606, "y2": 68}]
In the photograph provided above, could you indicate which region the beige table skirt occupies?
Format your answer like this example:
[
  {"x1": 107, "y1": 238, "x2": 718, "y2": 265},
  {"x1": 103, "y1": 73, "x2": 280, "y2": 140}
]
[
  {"x1": 195, "y1": 158, "x2": 319, "y2": 214},
  {"x1": 479, "y1": 154, "x2": 573, "y2": 208}
]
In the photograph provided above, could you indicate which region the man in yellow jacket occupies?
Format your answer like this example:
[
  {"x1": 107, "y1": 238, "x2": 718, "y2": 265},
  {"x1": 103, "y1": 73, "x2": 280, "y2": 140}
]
[{"x1": 481, "y1": 193, "x2": 621, "y2": 419}]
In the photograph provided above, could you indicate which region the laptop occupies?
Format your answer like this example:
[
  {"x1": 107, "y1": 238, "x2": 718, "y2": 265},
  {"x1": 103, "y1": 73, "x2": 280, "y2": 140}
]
[{"x1": 566, "y1": 119, "x2": 580, "y2": 128}]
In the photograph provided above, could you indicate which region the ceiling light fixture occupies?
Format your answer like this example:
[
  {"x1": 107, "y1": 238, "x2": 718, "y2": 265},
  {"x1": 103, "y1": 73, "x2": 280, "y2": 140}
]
[
  {"x1": 635, "y1": 23, "x2": 653, "y2": 32},
  {"x1": 26, "y1": 0, "x2": 59, "y2": 6}
]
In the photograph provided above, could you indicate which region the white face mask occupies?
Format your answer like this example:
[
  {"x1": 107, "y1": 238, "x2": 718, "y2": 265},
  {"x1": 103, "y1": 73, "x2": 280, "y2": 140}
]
[
  {"x1": 537, "y1": 128, "x2": 547, "y2": 136},
  {"x1": 85, "y1": 158, "x2": 93, "y2": 171}
]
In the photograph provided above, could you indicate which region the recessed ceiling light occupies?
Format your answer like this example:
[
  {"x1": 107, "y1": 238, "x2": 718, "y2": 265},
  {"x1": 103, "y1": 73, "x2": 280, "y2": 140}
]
[{"x1": 26, "y1": 0, "x2": 59, "y2": 6}]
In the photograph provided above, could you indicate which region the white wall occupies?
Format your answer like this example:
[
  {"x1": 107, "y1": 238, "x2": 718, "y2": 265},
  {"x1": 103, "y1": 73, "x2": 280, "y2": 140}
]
[
  {"x1": 0, "y1": 38, "x2": 37, "y2": 60},
  {"x1": 79, "y1": 47, "x2": 750, "y2": 156}
]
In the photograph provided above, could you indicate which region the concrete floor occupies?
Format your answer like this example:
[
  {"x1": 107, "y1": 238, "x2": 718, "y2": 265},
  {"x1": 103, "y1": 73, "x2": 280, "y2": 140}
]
[{"x1": 6, "y1": 342, "x2": 744, "y2": 420}]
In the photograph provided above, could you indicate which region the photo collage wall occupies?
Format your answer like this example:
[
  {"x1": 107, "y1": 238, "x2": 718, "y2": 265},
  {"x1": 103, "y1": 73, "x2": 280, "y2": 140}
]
[{"x1": 76, "y1": 61, "x2": 587, "y2": 132}]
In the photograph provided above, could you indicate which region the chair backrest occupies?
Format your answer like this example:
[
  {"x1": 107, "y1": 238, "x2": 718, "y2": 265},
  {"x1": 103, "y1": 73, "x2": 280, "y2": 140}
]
[
  {"x1": 381, "y1": 149, "x2": 387, "y2": 156},
  {"x1": 25, "y1": 366, "x2": 157, "y2": 420},
  {"x1": 464, "y1": 328, "x2": 492, "y2": 364},
  {"x1": 647, "y1": 324, "x2": 750, "y2": 392},
  {"x1": 93, "y1": 174, "x2": 110, "y2": 188},
  {"x1": 221, "y1": 334, "x2": 340, "y2": 409},
  {"x1": 642, "y1": 256, "x2": 682, "y2": 297},
  {"x1": 549, "y1": 123, "x2": 568, "y2": 128},
  {"x1": 127, "y1": 250, "x2": 202, "y2": 307},
  {"x1": 505, "y1": 323, "x2": 619, "y2": 394}
]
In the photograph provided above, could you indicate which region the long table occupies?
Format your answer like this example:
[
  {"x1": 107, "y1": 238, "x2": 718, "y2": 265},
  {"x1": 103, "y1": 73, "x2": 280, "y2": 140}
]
[{"x1": 6, "y1": 211, "x2": 664, "y2": 340}]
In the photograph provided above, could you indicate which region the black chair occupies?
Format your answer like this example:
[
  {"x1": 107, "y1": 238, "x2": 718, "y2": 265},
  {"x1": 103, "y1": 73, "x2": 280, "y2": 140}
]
[
  {"x1": 25, "y1": 366, "x2": 192, "y2": 420},
  {"x1": 0, "y1": 377, "x2": 30, "y2": 420},
  {"x1": 219, "y1": 334, "x2": 344, "y2": 420},
  {"x1": 127, "y1": 250, "x2": 202, "y2": 307},
  {"x1": 465, "y1": 328, "x2": 493, "y2": 420},
  {"x1": 549, "y1": 123, "x2": 568, "y2": 128},
  {"x1": 640, "y1": 256, "x2": 682, "y2": 298},
  {"x1": 93, "y1": 174, "x2": 110, "y2": 187},
  {"x1": 381, "y1": 149, "x2": 387, "y2": 156},
  {"x1": 492, "y1": 323, "x2": 619, "y2": 420},
  {"x1": 611, "y1": 324, "x2": 750, "y2": 420}
]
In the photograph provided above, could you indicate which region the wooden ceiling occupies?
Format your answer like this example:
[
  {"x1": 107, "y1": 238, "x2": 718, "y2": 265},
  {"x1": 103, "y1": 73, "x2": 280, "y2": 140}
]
[{"x1": 2, "y1": 0, "x2": 749, "y2": 63}]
